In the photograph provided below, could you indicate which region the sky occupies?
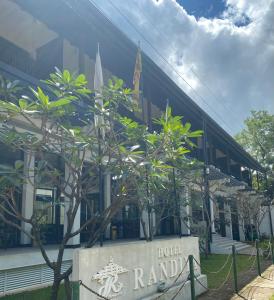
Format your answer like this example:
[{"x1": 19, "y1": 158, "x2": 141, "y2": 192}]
[{"x1": 91, "y1": 0, "x2": 274, "y2": 136}]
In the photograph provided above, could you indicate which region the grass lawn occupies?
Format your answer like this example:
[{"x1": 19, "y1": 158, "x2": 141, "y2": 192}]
[
  {"x1": 1, "y1": 285, "x2": 65, "y2": 300},
  {"x1": 200, "y1": 254, "x2": 256, "y2": 289},
  {"x1": 269, "y1": 295, "x2": 274, "y2": 300}
]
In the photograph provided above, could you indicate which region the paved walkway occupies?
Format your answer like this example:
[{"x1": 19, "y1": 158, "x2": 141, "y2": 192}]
[{"x1": 231, "y1": 265, "x2": 274, "y2": 300}]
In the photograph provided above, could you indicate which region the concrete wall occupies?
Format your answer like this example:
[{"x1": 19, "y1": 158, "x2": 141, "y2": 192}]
[{"x1": 72, "y1": 237, "x2": 207, "y2": 300}]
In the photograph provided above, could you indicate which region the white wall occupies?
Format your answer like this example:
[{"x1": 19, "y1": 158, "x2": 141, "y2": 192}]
[{"x1": 259, "y1": 205, "x2": 274, "y2": 238}]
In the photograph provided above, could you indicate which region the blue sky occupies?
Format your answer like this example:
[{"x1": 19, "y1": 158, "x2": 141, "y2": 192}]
[
  {"x1": 176, "y1": 0, "x2": 226, "y2": 19},
  {"x1": 177, "y1": 0, "x2": 251, "y2": 26}
]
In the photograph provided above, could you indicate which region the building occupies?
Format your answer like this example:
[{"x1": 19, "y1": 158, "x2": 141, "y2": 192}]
[{"x1": 0, "y1": 0, "x2": 271, "y2": 295}]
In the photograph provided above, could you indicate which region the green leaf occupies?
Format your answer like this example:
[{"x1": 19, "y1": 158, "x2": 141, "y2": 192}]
[
  {"x1": 184, "y1": 122, "x2": 191, "y2": 132},
  {"x1": 37, "y1": 87, "x2": 49, "y2": 107},
  {"x1": 75, "y1": 74, "x2": 87, "y2": 86},
  {"x1": 19, "y1": 99, "x2": 28, "y2": 109},
  {"x1": 76, "y1": 88, "x2": 91, "y2": 95},
  {"x1": 187, "y1": 130, "x2": 203, "y2": 138},
  {"x1": 15, "y1": 160, "x2": 24, "y2": 170},
  {"x1": 48, "y1": 97, "x2": 74, "y2": 109},
  {"x1": 63, "y1": 70, "x2": 71, "y2": 83},
  {"x1": 0, "y1": 100, "x2": 20, "y2": 112}
]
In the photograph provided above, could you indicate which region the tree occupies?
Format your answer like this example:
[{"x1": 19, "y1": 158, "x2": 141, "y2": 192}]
[
  {"x1": 0, "y1": 69, "x2": 202, "y2": 299},
  {"x1": 121, "y1": 109, "x2": 203, "y2": 240},
  {"x1": 235, "y1": 111, "x2": 274, "y2": 170},
  {"x1": 235, "y1": 111, "x2": 274, "y2": 203},
  {"x1": 236, "y1": 191, "x2": 267, "y2": 240},
  {"x1": 235, "y1": 110, "x2": 274, "y2": 239}
]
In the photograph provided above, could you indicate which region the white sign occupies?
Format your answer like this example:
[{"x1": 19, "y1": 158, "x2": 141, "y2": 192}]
[{"x1": 72, "y1": 237, "x2": 202, "y2": 299}]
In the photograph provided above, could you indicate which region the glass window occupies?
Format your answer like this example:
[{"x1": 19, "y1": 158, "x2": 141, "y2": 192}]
[
  {"x1": 0, "y1": 143, "x2": 22, "y2": 248},
  {"x1": 33, "y1": 152, "x2": 64, "y2": 243},
  {"x1": 34, "y1": 188, "x2": 55, "y2": 224}
]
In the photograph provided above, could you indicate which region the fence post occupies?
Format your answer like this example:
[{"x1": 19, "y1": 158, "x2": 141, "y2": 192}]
[
  {"x1": 71, "y1": 281, "x2": 80, "y2": 300},
  {"x1": 271, "y1": 238, "x2": 274, "y2": 265},
  {"x1": 189, "y1": 255, "x2": 196, "y2": 300},
  {"x1": 255, "y1": 239, "x2": 261, "y2": 276},
  {"x1": 232, "y1": 245, "x2": 238, "y2": 294}
]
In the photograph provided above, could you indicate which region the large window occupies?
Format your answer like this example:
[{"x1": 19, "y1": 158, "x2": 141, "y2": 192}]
[
  {"x1": 0, "y1": 143, "x2": 22, "y2": 248},
  {"x1": 34, "y1": 152, "x2": 64, "y2": 244},
  {"x1": 190, "y1": 190, "x2": 204, "y2": 223},
  {"x1": 34, "y1": 188, "x2": 64, "y2": 225}
]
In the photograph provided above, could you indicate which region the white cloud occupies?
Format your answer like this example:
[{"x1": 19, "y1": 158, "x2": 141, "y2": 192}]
[
  {"x1": 93, "y1": 0, "x2": 274, "y2": 135},
  {"x1": 225, "y1": 0, "x2": 273, "y2": 20}
]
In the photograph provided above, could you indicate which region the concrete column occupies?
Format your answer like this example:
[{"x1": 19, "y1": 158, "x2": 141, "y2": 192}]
[
  {"x1": 104, "y1": 173, "x2": 111, "y2": 239},
  {"x1": 224, "y1": 202, "x2": 233, "y2": 238},
  {"x1": 210, "y1": 198, "x2": 216, "y2": 234},
  {"x1": 180, "y1": 186, "x2": 191, "y2": 235},
  {"x1": 20, "y1": 151, "x2": 35, "y2": 245},
  {"x1": 63, "y1": 163, "x2": 81, "y2": 247}
]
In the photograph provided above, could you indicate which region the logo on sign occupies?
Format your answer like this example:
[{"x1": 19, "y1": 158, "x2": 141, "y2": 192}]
[{"x1": 91, "y1": 257, "x2": 128, "y2": 298}]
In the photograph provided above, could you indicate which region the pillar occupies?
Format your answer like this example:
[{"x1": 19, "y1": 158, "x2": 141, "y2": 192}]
[
  {"x1": 224, "y1": 202, "x2": 233, "y2": 238},
  {"x1": 63, "y1": 163, "x2": 81, "y2": 247},
  {"x1": 20, "y1": 151, "x2": 35, "y2": 245}
]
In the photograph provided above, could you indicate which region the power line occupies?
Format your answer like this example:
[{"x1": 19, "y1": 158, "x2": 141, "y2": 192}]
[{"x1": 86, "y1": 0, "x2": 234, "y2": 134}]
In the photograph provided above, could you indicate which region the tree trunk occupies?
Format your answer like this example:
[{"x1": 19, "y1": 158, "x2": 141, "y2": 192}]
[
  {"x1": 51, "y1": 279, "x2": 61, "y2": 300},
  {"x1": 64, "y1": 276, "x2": 72, "y2": 300},
  {"x1": 140, "y1": 217, "x2": 149, "y2": 241}
]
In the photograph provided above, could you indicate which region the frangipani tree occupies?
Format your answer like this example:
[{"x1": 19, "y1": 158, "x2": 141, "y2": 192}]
[
  {"x1": 118, "y1": 107, "x2": 203, "y2": 240},
  {"x1": 0, "y1": 69, "x2": 202, "y2": 299}
]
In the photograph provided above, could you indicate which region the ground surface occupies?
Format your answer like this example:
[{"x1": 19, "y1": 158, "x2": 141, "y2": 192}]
[
  {"x1": 198, "y1": 254, "x2": 271, "y2": 300},
  {"x1": 231, "y1": 265, "x2": 274, "y2": 300}
]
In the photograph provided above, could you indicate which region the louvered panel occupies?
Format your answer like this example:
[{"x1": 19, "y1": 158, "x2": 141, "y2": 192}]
[
  {"x1": 41, "y1": 265, "x2": 54, "y2": 283},
  {"x1": 0, "y1": 271, "x2": 5, "y2": 293},
  {"x1": 1, "y1": 260, "x2": 72, "y2": 294},
  {"x1": 61, "y1": 261, "x2": 72, "y2": 273},
  {"x1": 6, "y1": 266, "x2": 41, "y2": 291}
]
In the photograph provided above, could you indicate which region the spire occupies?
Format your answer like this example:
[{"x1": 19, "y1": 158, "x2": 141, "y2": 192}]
[
  {"x1": 94, "y1": 43, "x2": 104, "y2": 136},
  {"x1": 133, "y1": 41, "x2": 142, "y2": 105}
]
